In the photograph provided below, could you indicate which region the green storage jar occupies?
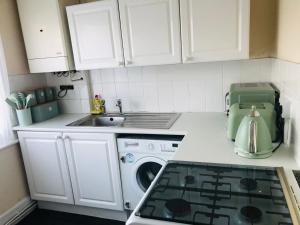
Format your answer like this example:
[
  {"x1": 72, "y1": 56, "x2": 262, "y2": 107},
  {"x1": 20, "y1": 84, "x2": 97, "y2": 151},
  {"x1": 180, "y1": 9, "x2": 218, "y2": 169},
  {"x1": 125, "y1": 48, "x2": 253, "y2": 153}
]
[
  {"x1": 45, "y1": 87, "x2": 55, "y2": 102},
  {"x1": 31, "y1": 101, "x2": 60, "y2": 123},
  {"x1": 35, "y1": 88, "x2": 46, "y2": 104}
]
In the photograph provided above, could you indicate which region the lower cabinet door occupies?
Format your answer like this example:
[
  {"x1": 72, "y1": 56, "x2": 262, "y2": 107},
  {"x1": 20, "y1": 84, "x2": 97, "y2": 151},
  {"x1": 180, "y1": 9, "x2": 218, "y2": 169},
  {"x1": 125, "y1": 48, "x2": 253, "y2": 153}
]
[
  {"x1": 63, "y1": 133, "x2": 123, "y2": 210},
  {"x1": 17, "y1": 131, "x2": 74, "y2": 204}
]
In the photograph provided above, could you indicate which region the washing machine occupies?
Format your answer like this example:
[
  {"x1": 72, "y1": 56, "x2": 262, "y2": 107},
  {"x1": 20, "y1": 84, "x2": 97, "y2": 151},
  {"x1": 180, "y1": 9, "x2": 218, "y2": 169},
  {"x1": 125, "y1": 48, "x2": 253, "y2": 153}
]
[{"x1": 117, "y1": 134, "x2": 183, "y2": 211}]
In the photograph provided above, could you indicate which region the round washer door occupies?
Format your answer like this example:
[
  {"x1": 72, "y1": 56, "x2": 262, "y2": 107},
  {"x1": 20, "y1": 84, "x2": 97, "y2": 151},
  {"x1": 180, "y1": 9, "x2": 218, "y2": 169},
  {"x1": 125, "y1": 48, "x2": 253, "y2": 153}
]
[{"x1": 134, "y1": 157, "x2": 166, "y2": 193}]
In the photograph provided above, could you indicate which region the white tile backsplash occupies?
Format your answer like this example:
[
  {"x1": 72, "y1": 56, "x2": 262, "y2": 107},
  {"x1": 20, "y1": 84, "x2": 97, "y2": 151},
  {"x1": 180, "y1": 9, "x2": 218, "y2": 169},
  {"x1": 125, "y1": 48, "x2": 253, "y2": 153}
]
[
  {"x1": 88, "y1": 59, "x2": 272, "y2": 113},
  {"x1": 270, "y1": 58, "x2": 300, "y2": 165},
  {"x1": 46, "y1": 72, "x2": 91, "y2": 113},
  {"x1": 45, "y1": 59, "x2": 275, "y2": 113}
]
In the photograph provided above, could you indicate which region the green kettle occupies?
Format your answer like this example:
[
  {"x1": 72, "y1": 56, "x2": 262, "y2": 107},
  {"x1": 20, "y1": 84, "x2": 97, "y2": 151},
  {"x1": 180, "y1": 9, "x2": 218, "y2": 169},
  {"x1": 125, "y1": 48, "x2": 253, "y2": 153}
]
[{"x1": 234, "y1": 105, "x2": 273, "y2": 159}]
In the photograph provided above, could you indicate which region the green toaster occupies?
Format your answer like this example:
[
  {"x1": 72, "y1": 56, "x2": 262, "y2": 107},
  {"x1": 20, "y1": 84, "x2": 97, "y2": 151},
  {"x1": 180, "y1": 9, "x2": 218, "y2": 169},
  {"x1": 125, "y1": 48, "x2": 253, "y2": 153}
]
[{"x1": 226, "y1": 83, "x2": 282, "y2": 142}]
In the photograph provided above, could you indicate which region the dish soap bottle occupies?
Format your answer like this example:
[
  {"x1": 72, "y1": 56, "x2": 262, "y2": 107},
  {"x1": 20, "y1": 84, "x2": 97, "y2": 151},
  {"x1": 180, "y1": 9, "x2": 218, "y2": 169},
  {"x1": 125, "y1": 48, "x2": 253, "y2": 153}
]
[{"x1": 91, "y1": 95, "x2": 104, "y2": 115}]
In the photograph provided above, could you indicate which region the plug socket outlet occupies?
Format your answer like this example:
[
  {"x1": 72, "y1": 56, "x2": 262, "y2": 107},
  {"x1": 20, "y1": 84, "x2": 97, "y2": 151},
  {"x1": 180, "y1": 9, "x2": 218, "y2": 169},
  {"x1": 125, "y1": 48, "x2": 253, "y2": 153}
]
[{"x1": 60, "y1": 85, "x2": 74, "y2": 90}]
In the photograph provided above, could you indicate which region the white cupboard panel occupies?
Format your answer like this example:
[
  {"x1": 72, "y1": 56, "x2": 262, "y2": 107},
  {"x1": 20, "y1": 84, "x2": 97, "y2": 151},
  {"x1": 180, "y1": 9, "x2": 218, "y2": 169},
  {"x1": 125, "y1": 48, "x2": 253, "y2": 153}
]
[
  {"x1": 180, "y1": 0, "x2": 250, "y2": 63},
  {"x1": 18, "y1": 132, "x2": 74, "y2": 204},
  {"x1": 119, "y1": 0, "x2": 181, "y2": 66},
  {"x1": 64, "y1": 133, "x2": 123, "y2": 210},
  {"x1": 17, "y1": 0, "x2": 67, "y2": 59},
  {"x1": 67, "y1": 0, "x2": 124, "y2": 70}
]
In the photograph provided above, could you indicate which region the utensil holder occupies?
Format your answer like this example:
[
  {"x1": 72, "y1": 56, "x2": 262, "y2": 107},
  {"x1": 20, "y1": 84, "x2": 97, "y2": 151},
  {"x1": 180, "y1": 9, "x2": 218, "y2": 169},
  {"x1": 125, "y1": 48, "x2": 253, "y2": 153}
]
[{"x1": 16, "y1": 108, "x2": 32, "y2": 126}]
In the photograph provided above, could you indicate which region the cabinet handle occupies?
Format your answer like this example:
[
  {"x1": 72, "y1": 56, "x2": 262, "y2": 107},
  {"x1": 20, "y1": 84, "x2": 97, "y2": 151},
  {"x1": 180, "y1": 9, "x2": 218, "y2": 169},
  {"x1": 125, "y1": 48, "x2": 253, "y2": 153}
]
[
  {"x1": 118, "y1": 61, "x2": 124, "y2": 66},
  {"x1": 64, "y1": 136, "x2": 70, "y2": 140},
  {"x1": 184, "y1": 56, "x2": 193, "y2": 62},
  {"x1": 57, "y1": 136, "x2": 63, "y2": 140},
  {"x1": 125, "y1": 60, "x2": 132, "y2": 65}
]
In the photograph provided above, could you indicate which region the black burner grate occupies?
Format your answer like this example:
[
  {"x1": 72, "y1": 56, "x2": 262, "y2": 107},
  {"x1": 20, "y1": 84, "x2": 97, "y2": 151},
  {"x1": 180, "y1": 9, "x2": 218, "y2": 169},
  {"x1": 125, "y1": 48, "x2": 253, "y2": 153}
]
[{"x1": 136, "y1": 161, "x2": 293, "y2": 225}]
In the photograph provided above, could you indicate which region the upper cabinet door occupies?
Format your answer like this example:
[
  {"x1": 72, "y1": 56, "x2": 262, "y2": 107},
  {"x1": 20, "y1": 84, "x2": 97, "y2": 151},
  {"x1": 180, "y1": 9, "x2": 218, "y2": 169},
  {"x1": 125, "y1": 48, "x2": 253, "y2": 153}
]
[
  {"x1": 67, "y1": 0, "x2": 124, "y2": 70},
  {"x1": 180, "y1": 0, "x2": 250, "y2": 63},
  {"x1": 118, "y1": 0, "x2": 181, "y2": 67}
]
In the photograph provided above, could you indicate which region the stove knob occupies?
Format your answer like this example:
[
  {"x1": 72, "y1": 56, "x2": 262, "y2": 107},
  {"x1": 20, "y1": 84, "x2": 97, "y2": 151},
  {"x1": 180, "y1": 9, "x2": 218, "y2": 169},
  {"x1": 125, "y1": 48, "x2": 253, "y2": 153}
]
[{"x1": 148, "y1": 143, "x2": 155, "y2": 151}]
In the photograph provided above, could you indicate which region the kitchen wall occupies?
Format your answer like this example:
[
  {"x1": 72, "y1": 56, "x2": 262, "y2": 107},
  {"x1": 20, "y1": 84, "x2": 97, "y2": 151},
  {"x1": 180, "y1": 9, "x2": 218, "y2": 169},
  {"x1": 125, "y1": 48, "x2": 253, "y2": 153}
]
[
  {"x1": 46, "y1": 72, "x2": 91, "y2": 114},
  {"x1": 274, "y1": 0, "x2": 300, "y2": 63},
  {"x1": 46, "y1": 59, "x2": 272, "y2": 114},
  {"x1": 8, "y1": 73, "x2": 47, "y2": 125},
  {"x1": 9, "y1": 73, "x2": 47, "y2": 92},
  {"x1": 89, "y1": 59, "x2": 271, "y2": 113},
  {"x1": 0, "y1": 0, "x2": 29, "y2": 75},
  {"x1": 0, "y1": 73, "x2": 46, "y2": 216},
  {"x1": 250, "y1": 0, "x2": 277, "y2": 58},
  {"x1": 270, "y1": 58, "x2": 300, "y2": 165},
  {"x1": 0, "y1": 144, "x2": 28, "y2": 215}
]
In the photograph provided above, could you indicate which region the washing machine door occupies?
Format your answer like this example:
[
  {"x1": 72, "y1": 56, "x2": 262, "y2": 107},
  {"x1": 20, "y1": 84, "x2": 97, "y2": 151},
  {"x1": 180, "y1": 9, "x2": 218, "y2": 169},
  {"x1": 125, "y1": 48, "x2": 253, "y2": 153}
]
[{"x1": 134, "y1": 157, "x2": 166, "y2": 193}]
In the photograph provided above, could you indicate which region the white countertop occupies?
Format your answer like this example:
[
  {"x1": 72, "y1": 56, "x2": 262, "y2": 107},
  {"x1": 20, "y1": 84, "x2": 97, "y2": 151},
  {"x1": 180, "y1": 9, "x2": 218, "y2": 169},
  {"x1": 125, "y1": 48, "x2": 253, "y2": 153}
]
[{"x1": 13, "y1": 112, "x2": 299, "y2": 170}]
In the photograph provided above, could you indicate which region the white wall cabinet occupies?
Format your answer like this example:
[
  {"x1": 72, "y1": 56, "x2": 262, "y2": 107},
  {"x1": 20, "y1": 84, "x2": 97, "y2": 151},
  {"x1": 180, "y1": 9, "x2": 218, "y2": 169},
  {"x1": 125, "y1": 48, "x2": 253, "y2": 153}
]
[
  {"x1": 67, "y1": 0, "x2": 124, "y2": 70},
  {"x1": 180, "y1": 0, "x2": 250, "y2": 63},
  {"x1": 66, "y1": 0, "x2": 250, "y2": 69},
  {"x1": 63, "y1": 133, "x2": 123, "y2": 210},
  {"x1": 18, "y1": 132, "x2": 74, "y2": 204},
  {"x1": 118, "y1": 0, "x2": 181, "y2": 66},
  {"x1": 17, "y1": 0, "x2": 78, "y2": 73}
]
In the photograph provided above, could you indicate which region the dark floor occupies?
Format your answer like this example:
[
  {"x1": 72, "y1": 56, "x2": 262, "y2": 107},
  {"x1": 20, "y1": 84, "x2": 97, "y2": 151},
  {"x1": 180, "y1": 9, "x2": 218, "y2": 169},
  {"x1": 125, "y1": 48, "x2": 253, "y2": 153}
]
[{"x1": 17, "y1": 209, "x2": 125, "y2": 225}]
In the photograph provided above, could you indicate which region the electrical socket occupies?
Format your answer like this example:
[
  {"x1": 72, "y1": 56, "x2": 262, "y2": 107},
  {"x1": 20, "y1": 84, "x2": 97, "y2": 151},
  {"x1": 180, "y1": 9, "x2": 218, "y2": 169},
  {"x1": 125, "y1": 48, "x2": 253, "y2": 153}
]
[{"x1": 60, "y1": 85, "x2": 74, "y2": 90}]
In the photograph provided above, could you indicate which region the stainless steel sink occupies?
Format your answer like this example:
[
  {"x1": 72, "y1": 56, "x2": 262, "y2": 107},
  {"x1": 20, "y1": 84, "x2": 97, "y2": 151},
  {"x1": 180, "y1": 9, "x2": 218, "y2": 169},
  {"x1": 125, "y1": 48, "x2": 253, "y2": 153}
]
[
  {"x1": 67, "y1": 113, "x2": 180, "y2": 129},
  {"x1": 92, "y1": 116, "x2": 125, "y2": 126},
  {"x1": 68, "y1": 115, "x2": 125, "y2": 127}
]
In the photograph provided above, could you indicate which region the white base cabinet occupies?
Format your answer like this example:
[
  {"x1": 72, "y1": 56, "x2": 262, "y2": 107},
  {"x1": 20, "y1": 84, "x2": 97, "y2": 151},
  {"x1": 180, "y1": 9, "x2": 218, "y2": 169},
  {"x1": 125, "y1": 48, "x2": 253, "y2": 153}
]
[
  {"x1": 18, "y1": 132, "x2": 74, "y2": 204},
  {"x1": 18, "y1": 131, "x2": 123, "y2": 211},
  {"x1": 64, "y1": 133, "x2": 123, "y2": 210}
]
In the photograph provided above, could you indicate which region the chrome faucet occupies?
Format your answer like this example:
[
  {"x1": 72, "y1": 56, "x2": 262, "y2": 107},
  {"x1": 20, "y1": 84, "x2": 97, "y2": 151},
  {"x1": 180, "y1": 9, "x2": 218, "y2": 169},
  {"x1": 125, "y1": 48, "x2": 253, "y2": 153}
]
[{"x1": 116, "y1": 99, "x2": 123, "y2": 114}]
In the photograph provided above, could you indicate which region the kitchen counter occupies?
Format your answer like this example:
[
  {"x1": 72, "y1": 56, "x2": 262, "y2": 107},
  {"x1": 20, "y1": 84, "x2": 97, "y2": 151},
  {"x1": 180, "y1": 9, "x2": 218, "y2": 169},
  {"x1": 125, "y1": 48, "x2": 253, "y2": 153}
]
[{"x1": 13, "y1": 112, "x2": 299, "y2": 169}]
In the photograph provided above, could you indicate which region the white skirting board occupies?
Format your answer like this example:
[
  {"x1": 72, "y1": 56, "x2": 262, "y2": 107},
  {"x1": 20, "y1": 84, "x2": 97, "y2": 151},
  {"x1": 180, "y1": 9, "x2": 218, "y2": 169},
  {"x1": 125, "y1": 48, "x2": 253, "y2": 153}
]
[
  {"x1": 0, "y1": 197, "x2": 36, "y2": 225},
  {"x1": 38, "y1": 201, "x2": 128, "y2": 222}
]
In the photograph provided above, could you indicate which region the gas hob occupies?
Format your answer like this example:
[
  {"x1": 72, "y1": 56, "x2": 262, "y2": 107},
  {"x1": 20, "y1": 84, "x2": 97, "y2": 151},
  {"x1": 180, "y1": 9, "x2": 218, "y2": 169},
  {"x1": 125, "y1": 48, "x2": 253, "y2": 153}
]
[{"x1": 129, "y1": 161, "x2": 298, "y2": 225}]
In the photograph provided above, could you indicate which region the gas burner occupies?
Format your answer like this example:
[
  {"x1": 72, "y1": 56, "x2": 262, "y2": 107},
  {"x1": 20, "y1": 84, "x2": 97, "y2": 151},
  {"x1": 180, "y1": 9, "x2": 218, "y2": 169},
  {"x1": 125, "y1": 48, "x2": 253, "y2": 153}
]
[
  {"x1": 240, "y1": 178, "x2": 257, "y2": 191},
  {"x1": 240, "y1": 206, "x2": 262, "y2": 223},
  {"x1": 165, "y1": 199, "x2": 191, "y2": 217},
  {"x1": 185, "y1": 175, "x2": 195, "y2": 184},
  {"x1": 137, "y1": 162, "x2": 293, "y2": 225}
]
